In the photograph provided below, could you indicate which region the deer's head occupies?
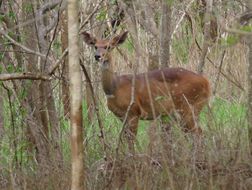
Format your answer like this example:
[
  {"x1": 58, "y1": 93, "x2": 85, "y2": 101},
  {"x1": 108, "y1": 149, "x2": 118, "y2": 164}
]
[{"x1": 82, "y1": 31, "x2": 128, "y2": 65}]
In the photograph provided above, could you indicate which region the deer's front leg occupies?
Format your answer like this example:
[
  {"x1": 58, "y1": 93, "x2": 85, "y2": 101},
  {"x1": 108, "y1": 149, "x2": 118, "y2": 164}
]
[{"x1": 124, "y1": 116, "x2": 139, "y2": 154}]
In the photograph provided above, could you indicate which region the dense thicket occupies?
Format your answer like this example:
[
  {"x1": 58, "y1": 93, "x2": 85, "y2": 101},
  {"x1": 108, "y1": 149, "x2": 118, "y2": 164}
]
[{"x1": 0, "y1": 0, "x2": 252, "y2": 189}]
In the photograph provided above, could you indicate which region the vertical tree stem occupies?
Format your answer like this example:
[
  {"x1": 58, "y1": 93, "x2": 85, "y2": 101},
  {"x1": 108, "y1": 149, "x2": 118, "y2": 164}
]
[{"x1": 68, "y1": 0, "x2": 85, "y2": 189}]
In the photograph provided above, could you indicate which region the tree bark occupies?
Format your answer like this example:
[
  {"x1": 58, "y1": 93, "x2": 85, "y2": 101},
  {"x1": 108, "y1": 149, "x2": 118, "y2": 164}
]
[
  {"x1": 68, "y1": 0, "x2": 85, "y2": 189},
  {"x1": 61, "y1": 10, "x2": 70, "y2": 119},
  {"x1": 159, "y1": 0, "x2": 172, "y2": 68},
  {"x1": 248, "y1": 41, "x2": 252, "y2": 154},
  {"x1": 197, "y1": 0, "x2": 213, "y2": 74},
  {"x1": 1, "y1": 1, "x2": 23, "y2": 68},
  {"x1": 21, "y1": 0, "x2": 50, "y2": 164},
  {"x1": 85, "y1": 65, "x2": 95, "y2": 122},
  {"x1": 119, "y1": 0, "x2": 141, "y2": 71},
  {"x1": 0, "y1": 86, "x2": 4, "y2": 141},
  {"x1": 246, "y1": 0, "x2": 252, "y2": 154},
  {"x1": 35, "y1": 0, "x2": 63, "y2": 166}
]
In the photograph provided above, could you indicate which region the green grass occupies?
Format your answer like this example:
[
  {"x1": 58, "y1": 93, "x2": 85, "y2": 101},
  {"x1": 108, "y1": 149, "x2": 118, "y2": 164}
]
[
  {"x1": 201, "y1": 98, "x2": 246, "y2": 127},
  {"x1": 78, "y1": 97, "x2": 247, "y2": 165},
  {"x1": 0, "y1": 98, "x2": 248, "y2": 189},
  {"x1": 0, "y1": 97, "x2": 247, "y2": 163}
]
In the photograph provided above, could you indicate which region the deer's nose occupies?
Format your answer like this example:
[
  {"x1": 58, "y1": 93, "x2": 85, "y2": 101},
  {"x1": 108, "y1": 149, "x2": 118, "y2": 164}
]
[{"x1": 95, "y1": 55, "x2": 101, "y2": 61}]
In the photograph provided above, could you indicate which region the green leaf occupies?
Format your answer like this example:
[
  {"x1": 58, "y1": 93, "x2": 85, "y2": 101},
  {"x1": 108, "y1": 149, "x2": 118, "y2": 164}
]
[
  {"x1": 110, "y1": 0, "x2": 117, "y2": 5},
  {"x1": 226, "y1": 35, "x2": 239, "y2": 46},
  {"x1": 220, "y1": 35, "x2": 239, "y2": 47},
  {"x1": 155, "y1": 96, "x2": 165, "y2": 101},
  {"x1": 96, "y1": 8, "x2": 107, "y2": 21},
  {"x1": 240, "y1": 25, "x2": 252, "y2": 32},
  {"x1": 6, "y1": 64, "x2": 14, "y2": 73},
  {"x1": 166, "y1": 0, "x2": 174, "y2": 6},
  {"x1": 0, "y1": 52, "x2": 4, "y2": 61},
  {"x1": 0, "y1": 15, "x2": 4, "y2": 23},
  {"x1": 161, "y1": 115, "x2": 171, "y2": 123},
  {"x1": 23, "y1": 3, "x2": 33, "y2": 14},
  {"x1": 8, "y1": 11, "x2": 16, "y2": 21}
]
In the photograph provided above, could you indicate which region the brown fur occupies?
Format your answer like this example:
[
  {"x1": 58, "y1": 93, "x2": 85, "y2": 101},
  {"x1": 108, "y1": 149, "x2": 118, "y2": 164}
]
[{"x1": 82, "y1": 31, "x2": 211, "y2": 150}]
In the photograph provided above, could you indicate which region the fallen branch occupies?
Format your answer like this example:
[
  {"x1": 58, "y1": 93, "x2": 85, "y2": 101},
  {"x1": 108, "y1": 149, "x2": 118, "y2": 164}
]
[{"x1": 0, "y1": 72, "x2": 50, "y2": 81}]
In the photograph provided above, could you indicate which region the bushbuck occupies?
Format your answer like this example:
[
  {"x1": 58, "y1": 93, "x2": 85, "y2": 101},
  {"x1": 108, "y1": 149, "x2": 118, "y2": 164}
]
[{"x1": 82, "y1": 31, "x2": 210, "y2": 152}]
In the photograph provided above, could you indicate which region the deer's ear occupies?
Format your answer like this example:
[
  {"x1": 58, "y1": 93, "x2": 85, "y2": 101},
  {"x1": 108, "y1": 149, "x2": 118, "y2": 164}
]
[
  {"x1": 82, "y1": 32, "x2": 96, "y2": 45},
  {"x1": 111, "y1": 31, "x2": 128, "y2": 46}
]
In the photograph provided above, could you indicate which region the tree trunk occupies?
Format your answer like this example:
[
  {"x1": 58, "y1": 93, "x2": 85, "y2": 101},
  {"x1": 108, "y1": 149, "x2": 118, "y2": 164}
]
[
  {"x1": 1, "y1": 1, "x2": 23, "y2": 68},
  {"x1": 248, "y1": 41, "x2": 252, "y2": 154},
  {"x1": 159, "y1": 0, "x2": 172, "y2": 68},
  {"x1": 21, "y1": 0, "x2": 50, "y2": 164},
  {"x1": 85, "y1": 65, "x2": 95, "y2": 122},
  {"x1": 0, "y1": 87, "x2": 4, "y2": 141},
  {"x1": 68, "y1": 0, "x2": 85, "y2": 189},
  {"x1": 34, "y1": 0, "x2": 63, "y2": 167},
  {"x1": 197, "y1": 0, "x2": 213, "y2": 74},
  {"x1": 246, "y1": 0, "x2": 252, "y2": 154},
  {"x1": 119, "y1": 0, "x2": 142, "y2": 71},
  {"x1": 61, "y1": 10, "x2": 70, "y2": 119}
]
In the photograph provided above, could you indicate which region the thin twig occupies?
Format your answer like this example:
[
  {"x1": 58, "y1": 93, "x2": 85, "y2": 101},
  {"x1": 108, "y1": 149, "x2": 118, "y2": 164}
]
[
  {"x1": 197, "y1": 0, "x2": 213, "y2": 74},
  {"x1": 43, "y1": 0, "x2": 63, "y2": 71},
  {"x1": 195, "y1": 39, "x2": 244, "y2": 91},
  {"x1": 213, "y1": 50, "x2": 226, "y2": 95},
  {"x1": 2, "y1": 1, "x2": 66, "y2": 33},
  {"x1": 171, "y1": 0, "x2": 196, "y2": 40}
]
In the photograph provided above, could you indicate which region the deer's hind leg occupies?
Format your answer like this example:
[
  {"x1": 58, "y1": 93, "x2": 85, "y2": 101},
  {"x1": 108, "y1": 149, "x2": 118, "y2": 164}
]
[
  {"x1": 180, "y1": 104, "x2": 205, "y2": 160},
  {"x1": 180, "y1": 103, "x2": 202, "y2": 135},
  {"x1": 159, "y1": 115, "x2": 176, "y2": 163}
]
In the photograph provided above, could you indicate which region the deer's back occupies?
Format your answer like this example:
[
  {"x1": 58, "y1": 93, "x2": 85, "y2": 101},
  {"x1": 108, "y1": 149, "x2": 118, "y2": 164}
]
[{"x1": 107, "y1": 67, "x2": 210, "y2": 120}]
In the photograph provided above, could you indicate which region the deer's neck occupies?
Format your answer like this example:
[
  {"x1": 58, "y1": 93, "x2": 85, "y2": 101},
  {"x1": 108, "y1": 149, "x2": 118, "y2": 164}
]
[{"x1": 101, "y1": 59, "x2": 116, "y2": 96}]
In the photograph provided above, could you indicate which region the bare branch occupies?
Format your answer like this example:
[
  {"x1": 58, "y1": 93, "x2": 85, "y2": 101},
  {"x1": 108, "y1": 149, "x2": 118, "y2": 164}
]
[
  {"x1": 40, "y1": 0, "x2": 64, "y2": 14},
  {"x1": 195, "y1": 39, "x2": 245, "y2": 91},
  {"x1": 2, "y1": 1, "x2": 66, "y2": 33},
  {"x1": 48, "y1": 48, "x2": 68, "y2": 75},
  {"x1": 213, "y1": 50, "x2": 226, "y2": 95},
  {"x1": 197, "y1": 0, "x2": 213, "y2": 74},
  {"x1": 223, "y1": 27, "x2": 252, "y2": 36},
  {"x1": 0, "y1": 29, "x2": 46, "y2": 58},
  {"x1": 139, "y1": 2, "x2": 159, "y2": 38},
  {"x1": 79, "y1": 0, "x2": 105, "y2": 32},
  {"x1": 79, "y1": 60, "x2": 109, "y2": 158},
  {"x1": 159, "y1": 0, "x2": 172, "y2": 67},
  {"x1": 171, "y1": 0, "x2": 196, "y2": 40},
  {"x1": 239, "y1": 10, "x2": 252, "y2": 24},
  {"x1": 0, "y1": 72, "x2": 50, "y2": 81},
  {"x1": 44, "y1": 11, "x2": 59, "y2": 34}
]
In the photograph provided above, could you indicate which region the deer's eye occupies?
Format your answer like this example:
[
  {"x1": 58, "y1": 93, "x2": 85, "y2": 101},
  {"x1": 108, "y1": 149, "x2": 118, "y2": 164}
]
[
  {"x1": 105, "y1": 46, "x2": 111, "y2": 50},
  {"x1": 94, "y1": 46, "x2": 97, "y2": 50}
]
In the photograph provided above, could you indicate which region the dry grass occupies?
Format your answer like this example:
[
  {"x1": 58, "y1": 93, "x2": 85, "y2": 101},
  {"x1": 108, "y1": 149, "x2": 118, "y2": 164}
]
[{"x1": 87, "y1": 121, "x2": 252, "y2": 190}]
